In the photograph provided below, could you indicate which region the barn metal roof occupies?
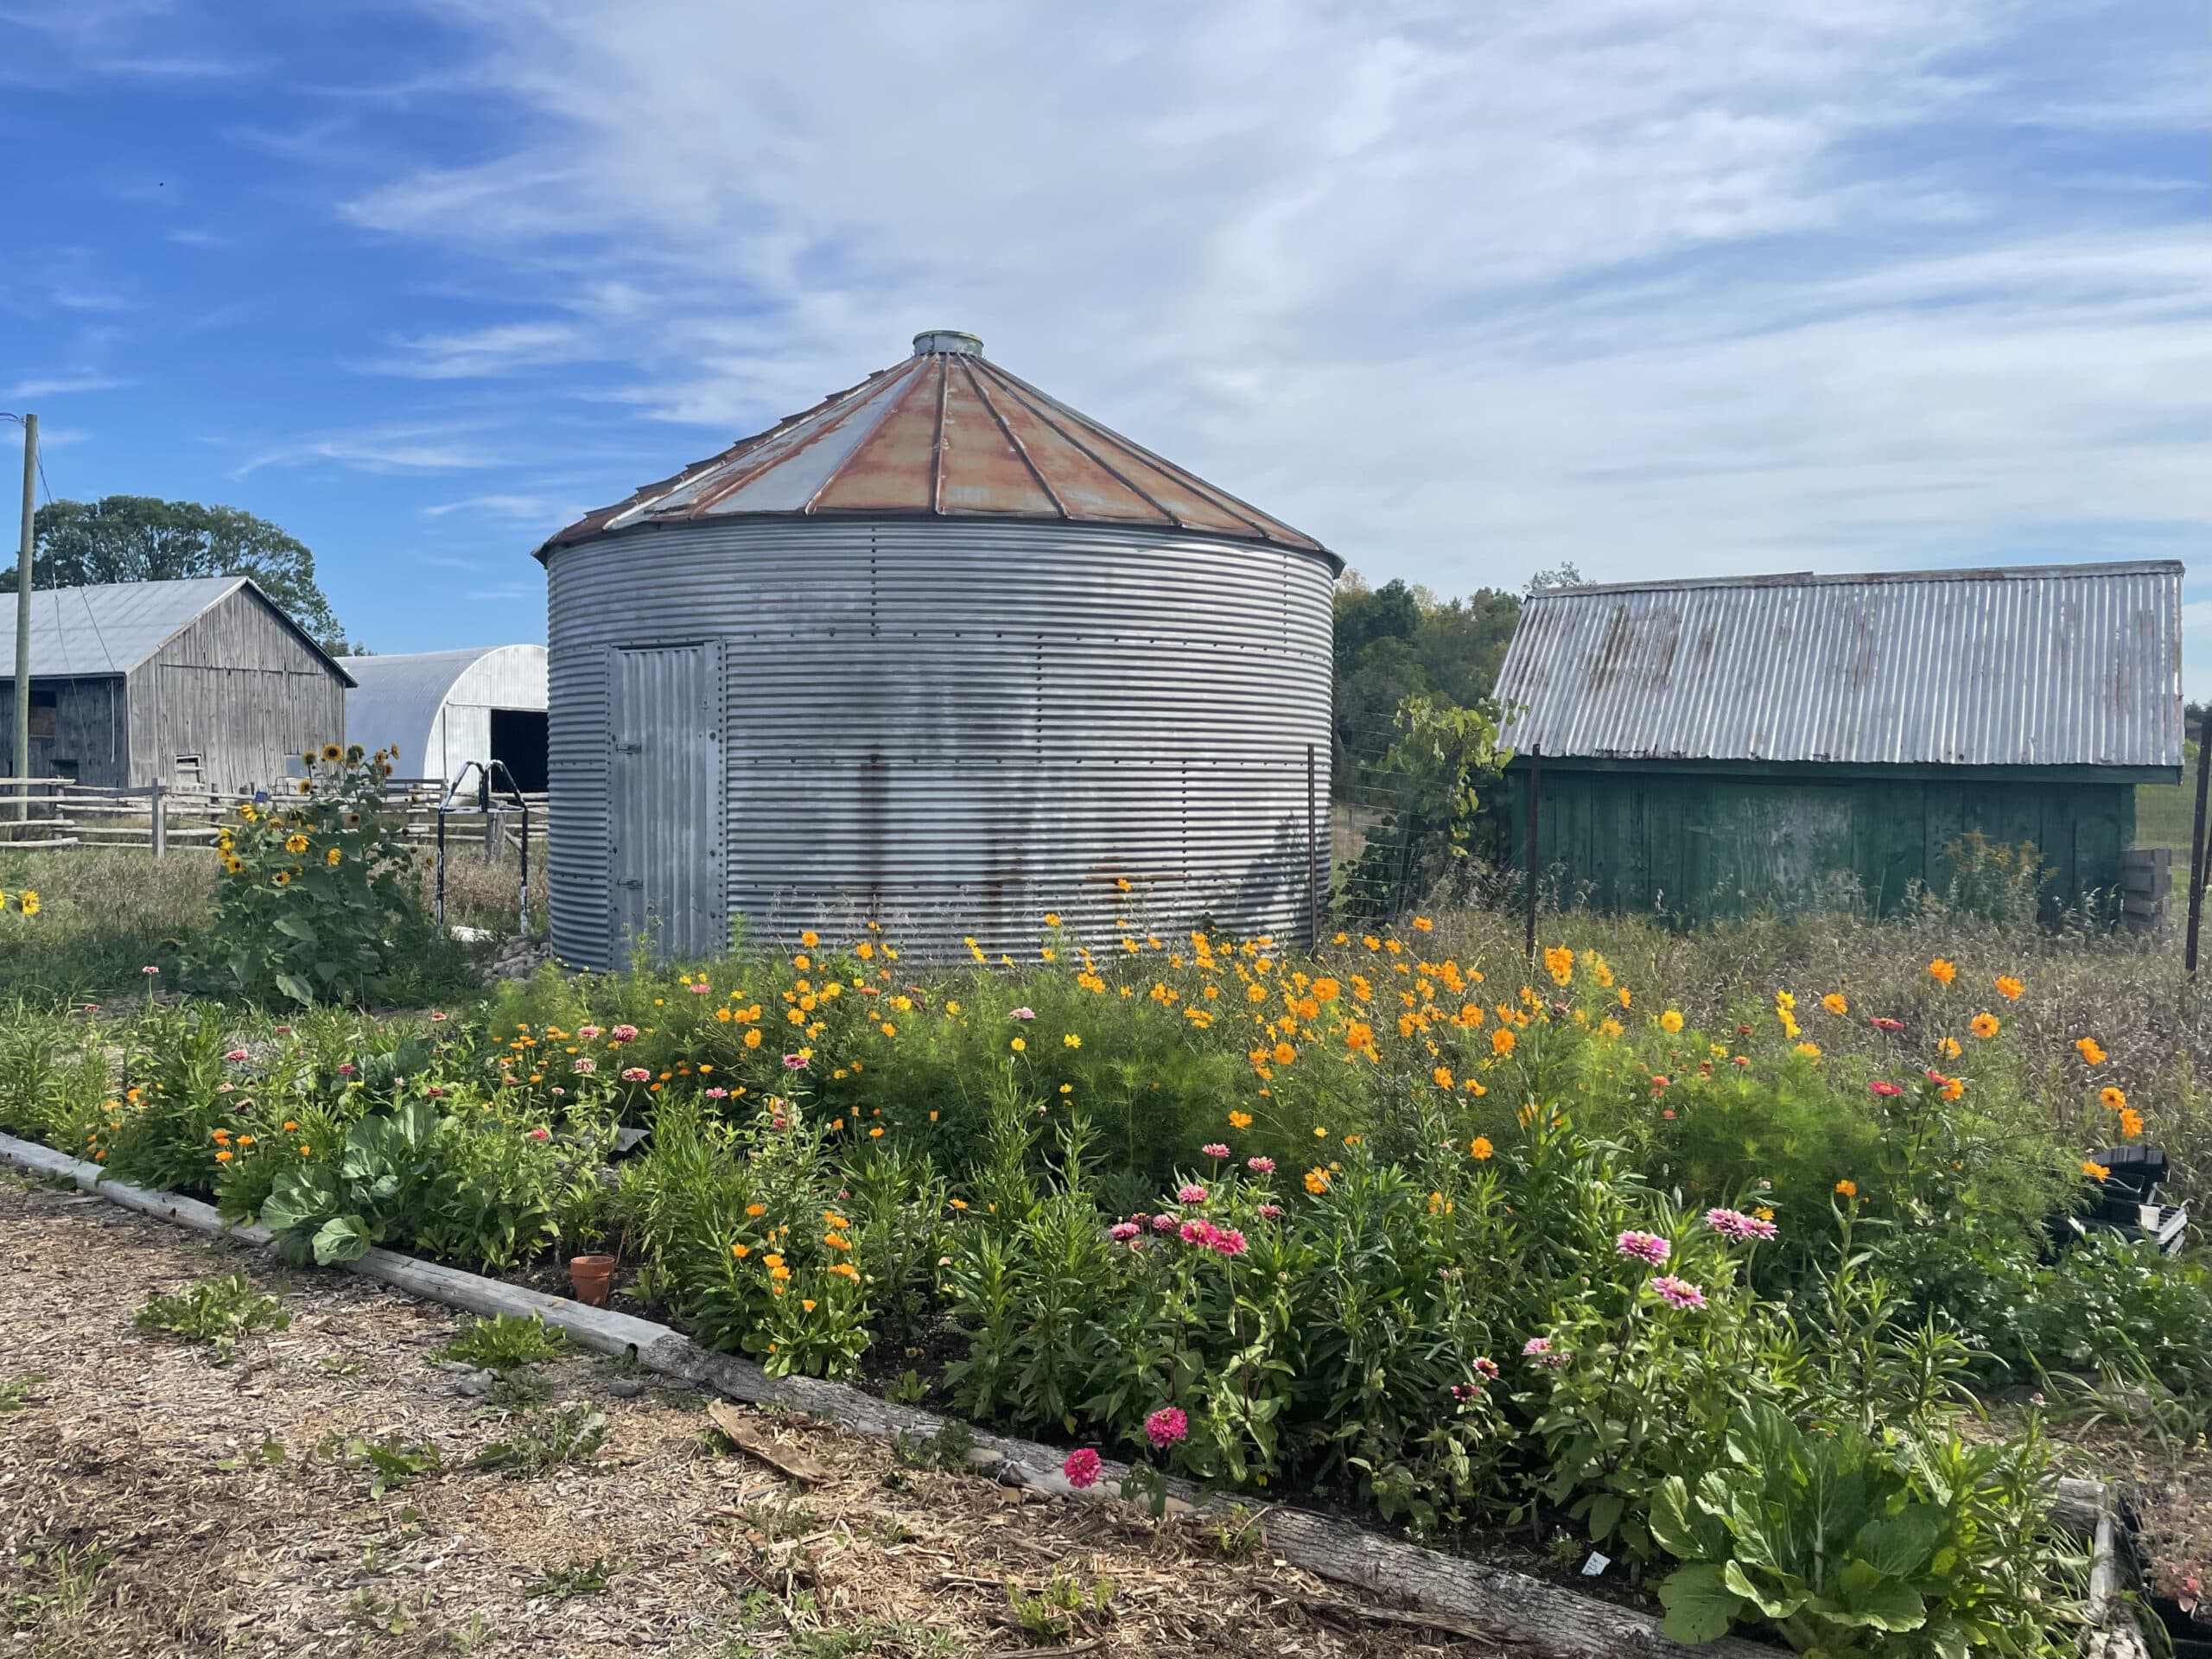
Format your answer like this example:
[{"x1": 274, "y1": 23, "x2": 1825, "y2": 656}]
[
  {"x1": 1494, "y1": 561, "x2": 2184, "y2": 770},
  {"x1": 538, "y1": 330, "x2": 1335, "y2": 566},
  {"x1": 0, "y1": 576, "x2": 355, "y2": 685}
]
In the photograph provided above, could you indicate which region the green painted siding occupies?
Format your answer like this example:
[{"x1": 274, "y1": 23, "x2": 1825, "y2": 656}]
[{"x1": 1506, "y1": 764, "x2": 2135, "y2": 923}]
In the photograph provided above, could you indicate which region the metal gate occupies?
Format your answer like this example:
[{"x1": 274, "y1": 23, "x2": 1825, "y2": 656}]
[{"x1": 609, "y1": 642, "x2": 724, "y2": 962}]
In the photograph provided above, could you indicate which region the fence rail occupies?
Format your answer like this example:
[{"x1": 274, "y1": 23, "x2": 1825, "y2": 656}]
[{"x1": 0, "y1": 777, "x2": 547, "y2": 858}]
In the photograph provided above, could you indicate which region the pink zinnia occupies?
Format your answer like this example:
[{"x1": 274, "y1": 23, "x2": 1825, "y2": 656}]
[
  {"x1": 1144, "y1": 1407, "x2": 1188, "y2": 1448},
  {"x1": 1152, "y1": 1214, "x2": 1178, "y2": 1233},
  {"x1": 1177, "y1": 1183, "x2": 1207, "y2": 1205},
  {"x1": 337, "y1": 1063, "x2": 356, "y2": 1076},
  {"x1": 426, "y1": 1086, "x2": 447, "y2": 1098},
  {"x1": 705, "y1": 1087, "x2": 728, "y2": 1099},
  {"x1": 610, "y1": 1024, "x2": 639, "y2": 1043},
  {"x1": 1704, "y1": 1207, "x2": 1777, "y2": 1243},
  {"x1": 1256, "y1": 1203, "x2": 1282, "y2": 1220},
  {"x1": 620, "y1": 1066, "x2": 651, "y2": 1083},
  {"x1": 688, "y1": 982, "x2": 710, "y2": 995},
  {"x1": 1522, "y1": 1336, "x2": 1551, "y2": 1357},
  {"x1": 527, "y1": 1127, "x2": 550, "y2": 1141},
  {"x1": 1109, "y1": 1221, "x2": 1141, "y2": 1242},
  {"x1": 1650, "y1": 1274, "x2": 1707, "y2": 1310},
  {"x1": 1179, "y1": 1219, "x2": 1214, "y2": 1247},
  {"x1": 224, "y1": 1048, "x2": 249, "y2": 1063},
  {"x1": 1247, "y1": 1156, "x2": 1275, "y2": 1173},
  {"x1": 1471, "y1": 1356, "x2": 1499, "y2": 1381},
  {"x1": 572, "y1": 1058, "x2": 597, "y2": 1074},
  {"x1": 1210, "y1": 1228, "x2": 1248, "y2": 1258},
  {"x1": 578, "y1": 1025, "x2": 602, "y2": 1040},
  {"x1": 1615, "y1": 1230, "x2": 1670, "y2": 1265},
  {"x1": 1061, "y1": 1447, "x2": 1103, "y2": 1489},
  {"x1": 1868, "y1": 1017, "x2": 1905, "y2": 1033},
  {"x1": 1009, "y1": 1007, "x2": 1035, "y2": 1020},
  {"x1": 430, "y1": 1012, "x2": 448, "y2": 1023},
  {"x1": 1199, "y1": 1143, "x2": 1230, "y2": 1160},
  {"x1": 783, "y1": 1053, "x2": 809, "y2": 1070},
  {"x1": 1869, "y1": 1080, "x2": 1904, "y2": 1097}
]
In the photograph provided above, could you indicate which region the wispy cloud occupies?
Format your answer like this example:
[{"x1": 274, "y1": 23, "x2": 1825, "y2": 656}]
[
  {"x1": 362, "y1": 321, "x2": 591, "y2": 379},
  {"x1": 3, "y1": 373, "x2": 130, "y2": 400},
  {"x1": 236, "y1": 421, "x2": 510, "y2": 476},
  {"x1": 422, "y1": 492, "x2": 584, "y2": 526}
]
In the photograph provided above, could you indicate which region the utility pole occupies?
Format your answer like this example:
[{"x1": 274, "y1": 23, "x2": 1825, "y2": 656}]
[{"x1": 11, "y1": 411, "x2": 32, "y2": 823}]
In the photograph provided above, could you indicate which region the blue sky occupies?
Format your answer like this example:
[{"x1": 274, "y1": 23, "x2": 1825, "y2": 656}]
[{"x1": 1, "y1": 0, "x2": 2204, "y2": 690}]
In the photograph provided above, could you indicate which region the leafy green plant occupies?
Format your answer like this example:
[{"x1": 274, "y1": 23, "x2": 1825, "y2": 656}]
[
  {"x1": 522, "y1": 1557, "x2": 620, "y2": 1599},
  {"x1": 0, "y1": 1373, "x2": 46, "y2": 1413},
  {"x1": 440, "y1": 1313, "x2": 568, "y2": 1372},
  {"x1": 317, "y1": 1432, "x2": 444, "y2": 1498},
  {"x1": 1004, "y1": 1573, "x2": 1115, "y2": 1643},
  {"x1": 474, "y1": 1402, "x2": 607, "y2": 1478},
  {"x1": 133, "y1": 1272, "x2": 288, "y2": 1361},
  {"x1": 195, "y1": 743, "x2": 420, "y2": 1005},
  {"x1": 1651, "y1": 1402, "x2": 2079, "y2": 1656}
]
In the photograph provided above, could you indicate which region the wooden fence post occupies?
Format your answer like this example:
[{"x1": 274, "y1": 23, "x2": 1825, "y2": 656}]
[{"x1": 149, "y1": 779, "x2": 166, "y2": 859}]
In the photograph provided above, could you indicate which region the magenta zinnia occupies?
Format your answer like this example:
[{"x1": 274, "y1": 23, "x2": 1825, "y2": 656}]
[
  {"x1": 1177, "y1": 1183, "x2": 1208, "y2": 1205},
  {"x1": 1061, "y1": 1447, "x2": 1103, "y2": 1489},
  {"x1": 1145, "y1": 1407, "x2": 1189, "y2": 1448},
  {"x1": 1247, "y1": 1155, "x2": 1275, "y2": 1173},
  {"x1": 1615, "y1": 1230, "x2": 1671, "y2": 1265},
  {"x1": 1650, "y1": 1274, "x2": 1707, "y2": 1310},
  {"x1": 1703, "y1": 1206, "x2": 1777, "y2": 1243},
  {"x1": 1199, "y1": 1143, "x2": 1230, "y2": 1160}
]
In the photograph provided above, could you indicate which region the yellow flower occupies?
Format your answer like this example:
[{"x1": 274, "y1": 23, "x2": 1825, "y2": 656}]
[
  {"x1": 1468, "y1": 1136, "x2": 1493, "y2": 1161},
  {"x1": 801, "y1": 1299, "x2": 818, "y2": 1313},
  {"x1": 868, "y1": 1126, "x2": 884, "y2": 1139},
  {"x1": 1062, "y1": 1033, "x2": 1080, "y2": 1049},
  {"x1": 744, "y1": 1028, "x2": 762, "y2": 1048},
  {"x1": 1928, "y1": 958, "x2": 1957, "y2": 984},
  {"x1": 1969, "y1": 1013, "x2": 1999, "y2": 1039},
  {"x1": 1659, "y1": 1009, "x2": 1683, "y2": 1033},
  {"x1": 2082, "y1": 1160, "x2": 2110, "y2": 1183},
  {"x1": 732, "y1": 1243, "x2": 750, "y2": 1258},
  {"x1": 1272, "y1": 1041, "x2": 1297, "y2": 1066},
  {"x1": 1412, "y1": 916, "x2": 1433, "y2": 931},
  {"x1": 2119, "y1": 1107, "x2": 2145, "y2": 1139},
  {"x1": 1774, "y1": 991, "x2": 1796, "y2": 1013},
  {"x1": 1303, "y1": 1167, "x2": 1332, "y2": 1194},
  {"x1": 1936, "y1": 1035, "x2": 1961, "y2": 1059},
  {"x1": 1228, "y1": 1109, "x2": 1253, "y2": 1130},
  {"x1": 1541, "y1": 944, "x2": 1573, "y2": 986},
  {"x1": 1491, "y1": 1027, "x2": 1516, "y2": 1055},
  {"x1": 17, "y1": 891, "x2": 39, "y2": 916},
  {"x1": 1598, "y1": 1017, "x2": 1623, "y2": 1039},
  {"x1": 325, "y1": 847, "x2": 342, "y2": 867},
  {"x1": 1753, "y1": 1205, "x2": 1774, "y2": 1222},
  {"x1": 762, "y1": 1253, "x2": 785, "y2": 1268},
  {"x1": 2098, "y1": 1086, "x2": 2126, "y2": 1110},
  {"x1": 855, "y1": 942, "x2": 874, "y2": 960},
  {"x1": 1617, "y1": 988, "x2": 1631, "y2": 1008},
  {"x1": 283, "y1": 833, "x2": 309, "y2": 855},
  {"x1": 2075, "y1": 1037, "x2": 2107, "y2": 1066},
  {"x1": 1834, "y1": 1179, "x2": 1857, "y2": 1198},
  {"x1": 746, "y1": 1203, "x2": 767, "y2": 1217},
  {"x1": 214, "y1": 1149, "x2": 232, "y2": 1164},
  {"x1": 1938, "y1": 1076, "x2": 1965, "y2": 1103},
  {"x1": 1010, "y1": 1037, "x2": 1026, "y2": 1052},
  {"x1": 321, "y1": 743, "x2": 341, "y2": 761},
  {"x1": 1793, "y1": 1041, "x2": 1821, "y2": 1059},
  {"x1": 1432, "y1": 1065, "x2": 1453, "y2": 1089},
  {"x1": 1044, "y1": 912, "x2": 1060, "y2": 926},
  {"x1": 770, "y1": 1265, "x2": 792, "y2": 1281},
  {"x1": 1994, "y1": 976, "x2": 2024, "y2": 1001}
]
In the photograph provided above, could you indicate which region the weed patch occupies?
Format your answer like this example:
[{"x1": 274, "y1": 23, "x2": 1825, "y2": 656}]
[{"x1": 132, "y1": 1272, "x2": 288, "y2": 1362}]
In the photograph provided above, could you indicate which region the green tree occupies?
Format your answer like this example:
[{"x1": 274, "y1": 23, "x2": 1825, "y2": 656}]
[
  {"x1": 4, "y1": 495, "x2": 347, "y2": 650},
  {"x1": 1333, "y1": 574, "x2": 1520, "y2": 796}
]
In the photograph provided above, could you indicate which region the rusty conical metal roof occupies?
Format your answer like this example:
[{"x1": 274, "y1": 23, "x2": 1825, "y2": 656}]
[{"x1": 539, "y1": 332, "x2": 1332, "y2": 563}]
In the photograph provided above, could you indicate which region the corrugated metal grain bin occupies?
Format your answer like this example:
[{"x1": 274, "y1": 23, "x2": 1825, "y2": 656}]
[
  {"x1": 535, "y1": 332, "x2": 1340, "y2": 967},
  {"x1": 1493, "y1": 562, "x2": 2186, "y2": 923}
]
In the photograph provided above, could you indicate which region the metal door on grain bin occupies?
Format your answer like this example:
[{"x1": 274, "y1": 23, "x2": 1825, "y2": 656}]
[{"x1": 609, "y1": 643, "x2": 724, "y2": 961}]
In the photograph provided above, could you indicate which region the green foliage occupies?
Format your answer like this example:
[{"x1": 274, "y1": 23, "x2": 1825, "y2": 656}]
[
  {"x1": 440, "y1": 1313, "x2": 568, "y2": 1372},
  {"x1": 1002, "y1": 1573, "x2": 1115, "y2": 1643},
  {"x1": 197, "y1": 747, "x2": 422, "y2": 1006},
  {"x1": 522, "y1": 1557, "x2": 620, "y2": 1599},
  {"x1": 1338, "y1": 692, "x2": 1510, "y2": 916},
  {"x1": 1650, "y1": 1402, "x2": 2076, "y2": 1656},
  {"x1": 17, "y1": 493, "x2": 347, "y2": 649},
  {"x1": 1940, "y1": 831, "x2": 2052, "y2": 929},
  {"x1": 474, "y1": 1402, "x2": 607, "y2": 1477},
  {"x1": 318, "y1": 1432, "x2": 443, "y2": 1498},
  {"x1": 1332, "y1": 575, "x2": 1519, "y2": 791},
  {"x1": 133, "y1": 1272, "x2": 289, "y2": 1361}
]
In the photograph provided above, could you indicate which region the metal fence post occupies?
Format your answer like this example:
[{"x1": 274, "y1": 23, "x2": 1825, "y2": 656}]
[
  {"x1": 1306, "y1": 743, "x2": 1319, "y2": 948},
  {"x1": 1523, "y1": 743, "x2": 1541, "y2": 960},
  {"x1": 149, "y1": 779, "x2": 166, "y2": 859}
]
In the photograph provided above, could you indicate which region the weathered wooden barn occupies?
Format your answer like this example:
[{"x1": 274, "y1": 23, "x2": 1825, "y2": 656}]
[
  {"x1": 1493, "y1": 561, "x2": 2184, "y2": 922},
  {"x1": 0, "y1": 577, "x2": 354, "y2": 794}
]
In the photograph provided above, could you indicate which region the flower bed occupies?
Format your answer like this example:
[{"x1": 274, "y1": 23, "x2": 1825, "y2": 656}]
[{"x1": 3, "y1": 913, "x2": 2206, "y2": 1655}]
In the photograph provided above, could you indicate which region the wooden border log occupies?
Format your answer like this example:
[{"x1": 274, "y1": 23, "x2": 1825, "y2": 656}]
[{"x1": 1, "y1": 1130, "x2": 2117, "y2": 1658}]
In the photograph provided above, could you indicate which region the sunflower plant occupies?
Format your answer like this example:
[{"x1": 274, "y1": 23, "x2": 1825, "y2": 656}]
[{"x1": 199, "y1": 743, "x2": 418, "y2": 1006}]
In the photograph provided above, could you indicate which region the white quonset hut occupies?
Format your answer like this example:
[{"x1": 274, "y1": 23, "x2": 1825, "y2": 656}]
[
  {"x1": 535, "y1": 330, "x2": 1340, "y2": 969},
  {"x1": 342, "y1": 645, "x2": 549, "y2": 791}
]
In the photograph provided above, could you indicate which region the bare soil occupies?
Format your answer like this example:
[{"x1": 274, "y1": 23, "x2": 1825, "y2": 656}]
[{"x1": 0, "y1": 1175, "x2": 1519, "y2": 1658}]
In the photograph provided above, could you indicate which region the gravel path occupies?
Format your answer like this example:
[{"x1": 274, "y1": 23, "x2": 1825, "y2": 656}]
[{"x1": 0, "y1": 1174, "x2": 1509, "y2": 1658}]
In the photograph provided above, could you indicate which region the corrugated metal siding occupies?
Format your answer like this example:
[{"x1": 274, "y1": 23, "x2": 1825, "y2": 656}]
[
  {"x1": 1495, "y1": 563, "x2": 2184, "y2": 769},
  {"x1": 545, "y1": 518, "x2": 1332, "y2": 969}
]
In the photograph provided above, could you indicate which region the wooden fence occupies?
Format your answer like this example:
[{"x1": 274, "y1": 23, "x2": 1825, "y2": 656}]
[{"x1": 0, "y1": 778, "x2": 548, "y2": 859}]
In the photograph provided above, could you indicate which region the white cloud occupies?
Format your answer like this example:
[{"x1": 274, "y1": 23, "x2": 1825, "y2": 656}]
[
  {"x1": 321, "y1": 0, "x2": 2204, "y2": 667},
  {"x1": 3, "y1": 374, "x2": 130, "y2": 400},
  {"x1": 236, "y1": 421, "x2": 509, "y2": 476},
  {"x1": 422, "y1": 492, "x2": 584, "y2": 526}
]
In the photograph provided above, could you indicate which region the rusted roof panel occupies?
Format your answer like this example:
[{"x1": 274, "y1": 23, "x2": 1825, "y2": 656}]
[
  {"x1": 539, "y1": 333, "x2": 1332, "y2": 564},
  {"x1": 1494, "y1": 562, "x2": 2185, "y2": 771}
]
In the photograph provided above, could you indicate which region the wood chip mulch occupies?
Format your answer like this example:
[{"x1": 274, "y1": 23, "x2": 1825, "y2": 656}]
[{"x1": 0, "y1": 1176, "x2": 1522, "y2": 1658}]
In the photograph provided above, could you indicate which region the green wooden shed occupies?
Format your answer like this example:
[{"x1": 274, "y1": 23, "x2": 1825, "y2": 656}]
[{"x1": 1493, "y1": 561, "x2": 2185, "y2": 923}]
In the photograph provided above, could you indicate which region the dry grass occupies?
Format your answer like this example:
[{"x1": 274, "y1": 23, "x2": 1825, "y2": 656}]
[{"x1": 0, "y1": 1175, "x2": 1515, "y2": 1659}]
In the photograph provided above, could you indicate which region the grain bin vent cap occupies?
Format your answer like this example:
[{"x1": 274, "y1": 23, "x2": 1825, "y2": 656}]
[{"x1": 537, "y1": 332, "x2": 1335, "y2": 566}]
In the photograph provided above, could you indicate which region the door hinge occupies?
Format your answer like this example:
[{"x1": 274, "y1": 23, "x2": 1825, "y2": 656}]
[
  {"x1": 616, "y1": 878, "x2": 643, "y2": 889},
  {"x1": 614, "y1": 741, "x2": 643, "y2": 754}
]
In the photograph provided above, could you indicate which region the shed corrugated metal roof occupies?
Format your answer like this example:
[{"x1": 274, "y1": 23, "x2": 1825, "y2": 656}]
[
  {"x1": 538, "y1": 331, "x2": 1335, "y2": 566},
  {"x1": 1, "y1": 576, "x2": 355, "y2": 684},
  {"x1": 1493, "y1": 561, "x2": 2184, "y2": 769},
  {"x1": 345, "y1": 645, "x2": 546, "y2": 768}
]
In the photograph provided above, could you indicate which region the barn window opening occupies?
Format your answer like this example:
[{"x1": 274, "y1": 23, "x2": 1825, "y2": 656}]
[{"x1": 489, "y1": 708, "x2": 548, "y2": 793}]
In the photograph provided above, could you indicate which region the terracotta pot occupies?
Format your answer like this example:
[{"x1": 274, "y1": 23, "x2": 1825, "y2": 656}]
[{"x1": 569, "y1": 1254, "x2": 616, "y2": 1307}]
